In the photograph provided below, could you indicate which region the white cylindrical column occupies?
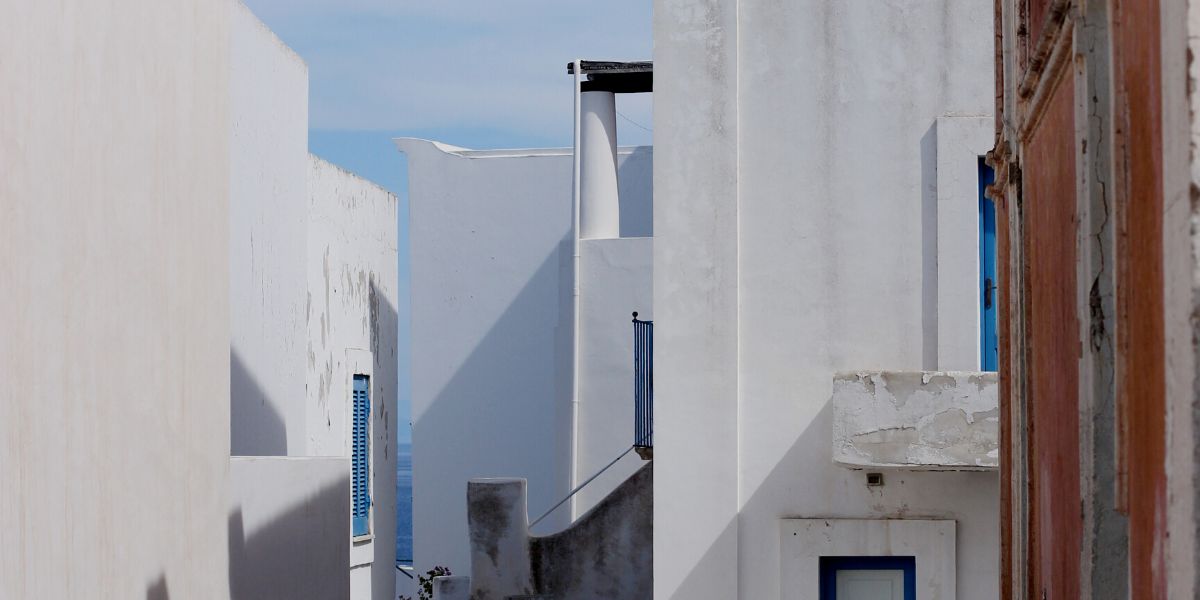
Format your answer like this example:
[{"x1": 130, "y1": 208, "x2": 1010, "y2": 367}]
[{"x1": 579, "y1": 91, "x2": 620, "y2": 239}]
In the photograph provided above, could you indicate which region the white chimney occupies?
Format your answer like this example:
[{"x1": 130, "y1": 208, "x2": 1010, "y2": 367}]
[{"x1": 578, "y1": 91, "x2": 620, "y2": 239}]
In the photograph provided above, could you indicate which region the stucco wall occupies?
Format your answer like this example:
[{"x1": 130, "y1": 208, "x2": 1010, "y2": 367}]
[
  {"x1": 400, "y1": 139, "x2": 653, "y2": 576},
  {"x1": 653, "y1": 1, "x2": 997, "y2": 598},
  {"x1": 306, "y1": 155, "x2": 399, "y2": 600},
  {"x1": 0, "y1": 1, "x2": 233, "y2": 597},
  {"x1": 228, "y1": 457, "x2": 351, "y2": 600},
  {"x1": 230, "y1": 1, "x2": 310, "y2": 457}
]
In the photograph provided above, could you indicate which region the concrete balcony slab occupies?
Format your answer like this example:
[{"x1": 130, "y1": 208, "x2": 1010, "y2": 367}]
[{"x1": 831, "y1": 371, "x2": 999, "y2": 470}]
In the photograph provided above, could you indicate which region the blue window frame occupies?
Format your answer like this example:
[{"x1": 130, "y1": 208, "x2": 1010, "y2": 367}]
[
  {"x1": 352, "y1": 374, "x2": 371, "y2": 537},
  {"x1": 979, "y1": 158, "x2": 998, "y2": 371},
  {"x1": 819, "y1": 556, "x2": 916, "y2": 600}
]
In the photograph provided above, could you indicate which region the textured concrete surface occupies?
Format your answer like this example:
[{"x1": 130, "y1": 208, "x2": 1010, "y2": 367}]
[
  {"x1": 465, "y1": 463, "x2": 653, "y2": 600},
  {"x1": 467, "y1": 478, "x2": 534, "y2": 598},
  {"x1": 431, "y1": 576, "x2": 471, "y2": 600},
  {"x1": 531, "y1": 463, "x2": 653, "y2": 599},
  {"x1": 832, "y1": 371, "x2": 999, "y2": 470}
]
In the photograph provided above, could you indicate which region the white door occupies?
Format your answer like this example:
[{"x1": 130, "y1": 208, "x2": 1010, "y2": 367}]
[{"x1": 835, "y1": 569, "x2": 906, "y2": 600}]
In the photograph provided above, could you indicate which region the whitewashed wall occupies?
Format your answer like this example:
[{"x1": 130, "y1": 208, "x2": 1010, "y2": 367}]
[
  {"x1": 0, "y1": 2, "x2": 233, "y2": 598},
  {"x1": 653, "y1": 1, "x2": 998, "y2": 599},
  {"x1": 400, "y1": 139, "x2": 653, "y2": 577},
  {"x1": 307, "y1": 156, "x2": 399, "y2": 600},
  {"x1": 230, "y1": 0, "x2": 310, "y2": 457},
  {"x1": 229, "y1": 457, "x2": 351, "y2": 600}
]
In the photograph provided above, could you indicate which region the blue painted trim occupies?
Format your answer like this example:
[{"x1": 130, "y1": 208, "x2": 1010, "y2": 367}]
[
  {"x1": 352, "y1": 374, "x2": 371, "y2": 537},
  {"x1": 979, "y1": 157, "x2": 998, "y2": 371},
  {"x1": 819, "y1": 556, "x2": 916, "y2": 600}
]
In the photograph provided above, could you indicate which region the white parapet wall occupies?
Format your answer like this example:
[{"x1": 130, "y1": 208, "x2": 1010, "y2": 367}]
[
  {"x1": 832, "y1": 371, "x2": 999, "y2": 470},
  {"x1": 229, "y1": 457, "x2": 351, "y2": 600}
]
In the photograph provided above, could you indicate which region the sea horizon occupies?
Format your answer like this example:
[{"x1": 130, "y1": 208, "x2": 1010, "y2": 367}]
[{"x1": 396, "y1": 441, "x2": 412, "y2": 566}]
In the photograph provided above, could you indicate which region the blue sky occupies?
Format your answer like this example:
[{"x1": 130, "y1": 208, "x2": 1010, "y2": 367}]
[{"x1": 241, "y1": 0, "x2": 653, "y2": 442}]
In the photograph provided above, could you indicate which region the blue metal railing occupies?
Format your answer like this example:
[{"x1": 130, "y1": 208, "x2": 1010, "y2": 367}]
[{"x1": 633, "y1": 312, "x2": 653, "y2": 449}]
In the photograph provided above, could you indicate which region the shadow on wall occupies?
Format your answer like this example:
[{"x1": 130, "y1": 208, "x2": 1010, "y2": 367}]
[
  {"x1": 618, "y1": 147, "x2": 653, "y2": 238},
  {"x1": 920, "y1": 122, "x2": 938, "y2": 371},
  {"x1": 370, "y1": 279, "x2": 397, "y2": 464},
  {"x1": 227, "y1": 476, "x2": 351, "y2": 600},
  {"x1": 415, "y1": 235, "x2": 575, "y2": 573},
  {"x1": 230, "y1": 348, "x2": 288, "y2": 456},
  {"x1": 369, "y1": 278, "x2": 402, "y2": 590},
  {"x1": 666, "y1": 400, "x2": 998, "y2": 598},
  {"x1": 146, "y1": 574, "x2": 169, "y2": 600}
]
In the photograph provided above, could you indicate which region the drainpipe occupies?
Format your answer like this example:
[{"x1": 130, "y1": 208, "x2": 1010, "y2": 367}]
[
  {"x1": 569, "y1": 62, "x2": 622, "y2": 523},
  {"x1": 570, "y1": 59, "x2": 583, "y2": 521}
]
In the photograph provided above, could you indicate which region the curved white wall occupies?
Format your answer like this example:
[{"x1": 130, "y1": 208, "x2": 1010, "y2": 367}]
[{"x1": 580, "y1": 91, "x2": 621, "y2": 240}]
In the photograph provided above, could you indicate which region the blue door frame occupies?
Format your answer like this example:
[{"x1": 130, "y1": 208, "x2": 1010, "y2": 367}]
[
  {"x1": 979, "y1": 158, "x2": 998, "y2": 371},
  {"x1": 819, "y1": 556, "x2": 916, "y2": 600}
]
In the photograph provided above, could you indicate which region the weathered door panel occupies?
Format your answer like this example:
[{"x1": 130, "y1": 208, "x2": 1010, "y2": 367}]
[
  {"x1": 1024, "y1": 68, "x2": 1081, "y2": 600},
  {"x1": 1112, "y1": 0, "x2": 1166, "y2": 596},
  {"x1": 995, "y1": 172, "x2": 1013, "y2": 600}
]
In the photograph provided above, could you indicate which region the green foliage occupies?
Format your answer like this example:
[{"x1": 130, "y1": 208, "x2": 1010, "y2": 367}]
[{"x1": 398, "y1": 565, "x2": 452, "y2": 600}]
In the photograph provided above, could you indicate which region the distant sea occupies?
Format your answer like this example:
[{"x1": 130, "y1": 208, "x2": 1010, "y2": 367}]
[{"x1": 396, "y1": 442, "x2": 413, "y2": 565}]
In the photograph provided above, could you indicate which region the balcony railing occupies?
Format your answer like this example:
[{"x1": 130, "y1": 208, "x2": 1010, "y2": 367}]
[{"x1": 633, "y1": 312, "x2": 653, "y2": 459}]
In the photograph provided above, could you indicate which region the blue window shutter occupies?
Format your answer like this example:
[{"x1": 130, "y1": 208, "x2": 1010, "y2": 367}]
[{"x1": 352, "y1": 374, "x2": 371, "y2": 537}]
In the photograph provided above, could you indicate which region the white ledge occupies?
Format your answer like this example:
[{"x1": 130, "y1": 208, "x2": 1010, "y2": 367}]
[{"x1": 831, "y1": 370, "x2": 999, "y2": 471}]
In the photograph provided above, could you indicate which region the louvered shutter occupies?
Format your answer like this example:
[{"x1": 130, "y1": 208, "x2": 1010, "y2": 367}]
[{"x1": 352, "y1": 374, "x2": 371, "y2": 537}]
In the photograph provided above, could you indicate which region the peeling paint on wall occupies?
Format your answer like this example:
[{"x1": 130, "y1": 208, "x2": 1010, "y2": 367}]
[{"x1": 832, "y1": 371, "x2": 999, "y2": 469}]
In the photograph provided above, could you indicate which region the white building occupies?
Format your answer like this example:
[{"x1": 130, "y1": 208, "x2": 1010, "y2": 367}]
[
  {"x1": 400, "y1": 133, "x2": 653, "y2": 576},
  {"x1": 652, "y1": 1, "x2": 998, "y2": 599},
  {"x1": 408, "y1": 2, "x2": 1000, "y2": 599},
  {"x1": 228, "y1": 4, "x2": 399, "y2": 599},
  {"x1": 2, "y1": 3, "x2": 397, "y2": 599}
]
